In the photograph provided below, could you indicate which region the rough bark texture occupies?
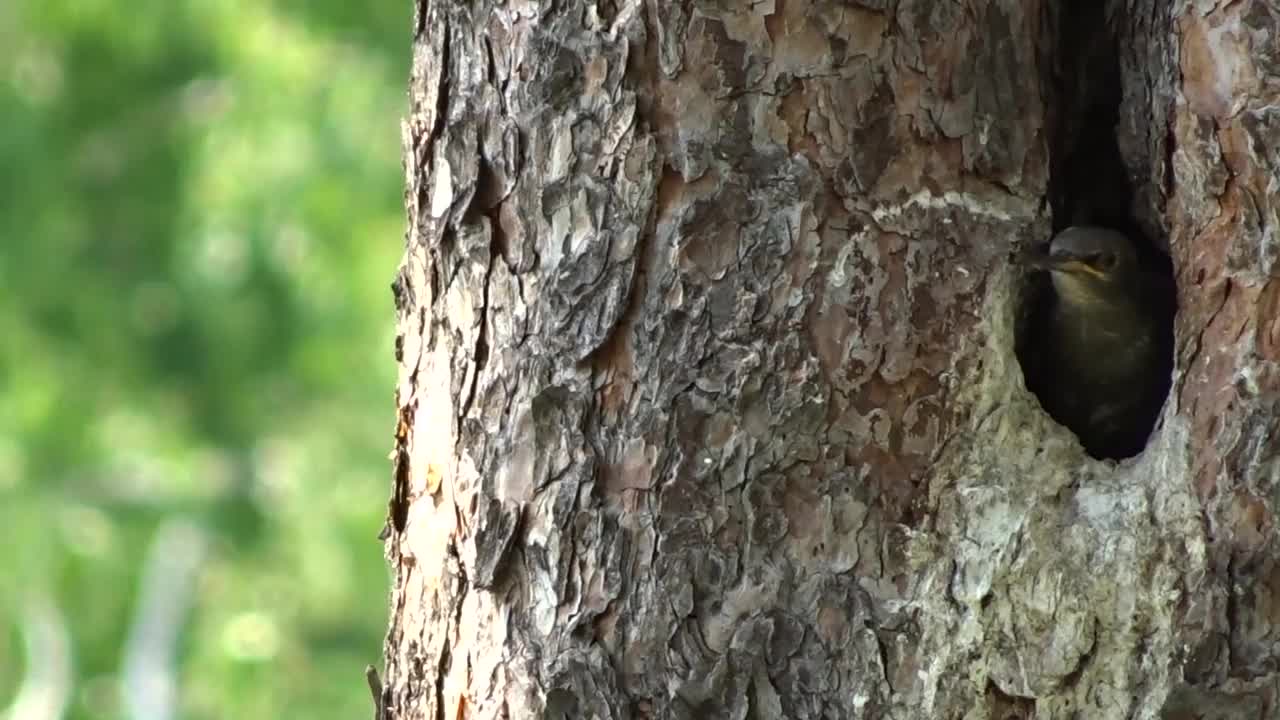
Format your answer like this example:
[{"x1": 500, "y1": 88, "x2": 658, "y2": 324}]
[{"x1": 380, "y1": 1, "x2": 1280, "y2": 718}]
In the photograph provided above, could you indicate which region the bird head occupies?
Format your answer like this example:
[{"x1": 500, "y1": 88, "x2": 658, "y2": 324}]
[{"x1": 1022, "y1": 226, "x2": 1139, "y2": 308}]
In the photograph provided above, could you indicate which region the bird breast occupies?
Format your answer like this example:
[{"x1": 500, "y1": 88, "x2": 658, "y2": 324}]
[{"x1": 1054, "y1": 303, "x2": 1154, "y2": 384}]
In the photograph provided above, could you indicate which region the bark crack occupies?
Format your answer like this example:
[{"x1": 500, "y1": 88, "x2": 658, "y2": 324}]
[
  {"x1": 429, "y1": 23, "x2": 452, "y2": 157},
  {"x1": 457, "y1": 246, "x2": 495, "y2": 434}
]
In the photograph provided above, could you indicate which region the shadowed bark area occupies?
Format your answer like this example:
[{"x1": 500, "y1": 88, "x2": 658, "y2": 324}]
[{"x1": 380, "y1": 1, "x2": 1280, "y2": 718}]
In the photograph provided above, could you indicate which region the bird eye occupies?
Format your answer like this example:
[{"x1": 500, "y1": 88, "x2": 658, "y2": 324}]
[{"x1": 1091, "y1": 252, "x2": 1116, "y2": 270}]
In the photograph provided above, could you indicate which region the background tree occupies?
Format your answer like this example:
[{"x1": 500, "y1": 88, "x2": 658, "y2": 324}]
[
  {"x1": 1, "y1": 2, "x2": 404, "y2": 718},
  {"x1": 383, "y1": 0, "x2": 1280, "y2": 718}
]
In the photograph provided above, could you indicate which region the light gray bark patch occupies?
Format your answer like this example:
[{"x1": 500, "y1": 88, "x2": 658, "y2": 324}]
[
  {"x1": 448, "y1": 219, "x2": 493, "y2": 424},
  {"x1": 1235, "y1": 109, "x2": 1280, "y2": 278},
  {"x1": 650, "y1": 0, "x2": 688, "y2": 79}
]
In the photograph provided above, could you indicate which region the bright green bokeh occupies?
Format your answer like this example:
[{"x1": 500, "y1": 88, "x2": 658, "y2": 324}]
[{"x1": 0, "y1": 2, "x2": 406, "y2": 718}]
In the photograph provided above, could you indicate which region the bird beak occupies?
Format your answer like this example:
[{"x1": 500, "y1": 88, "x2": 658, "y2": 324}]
[{"x1": 1019, "y1": 246, "x2": 1107, "y2": 279}]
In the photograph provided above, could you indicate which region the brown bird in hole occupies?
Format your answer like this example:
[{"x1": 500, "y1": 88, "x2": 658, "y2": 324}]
[{"x1": 1019, "y1": 226, "x2": 1174, "y2": 459}]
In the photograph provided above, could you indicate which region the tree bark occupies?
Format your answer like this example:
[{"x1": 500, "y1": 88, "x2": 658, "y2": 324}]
[{"x1": 380, "y1": 1, "x2": 1280, "y2": 718}]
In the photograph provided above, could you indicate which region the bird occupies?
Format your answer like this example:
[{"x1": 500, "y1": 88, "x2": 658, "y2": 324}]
[{"x1": 1018, "y1": 226, "x2": 1174, "y2": 459}]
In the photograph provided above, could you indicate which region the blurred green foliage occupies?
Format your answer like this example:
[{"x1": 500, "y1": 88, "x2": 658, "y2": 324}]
[{"x1": 0, "y1": 1, "x2": 406, "y2": 718}]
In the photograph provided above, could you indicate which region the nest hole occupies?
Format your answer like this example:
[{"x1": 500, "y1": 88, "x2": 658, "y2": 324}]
[{"x1": 1015, "y1": 0, "x2": 1176, "y2": 461}]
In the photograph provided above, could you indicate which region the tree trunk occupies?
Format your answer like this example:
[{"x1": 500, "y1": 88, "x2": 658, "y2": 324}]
[{"x1": 380, "y1": 0, "x2": 1280, "y2": 718}]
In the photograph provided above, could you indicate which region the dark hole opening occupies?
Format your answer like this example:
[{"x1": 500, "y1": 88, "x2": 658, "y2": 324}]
[{"x1": 1016, "y1": 0, "x2": 1176, "y2": 461}]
